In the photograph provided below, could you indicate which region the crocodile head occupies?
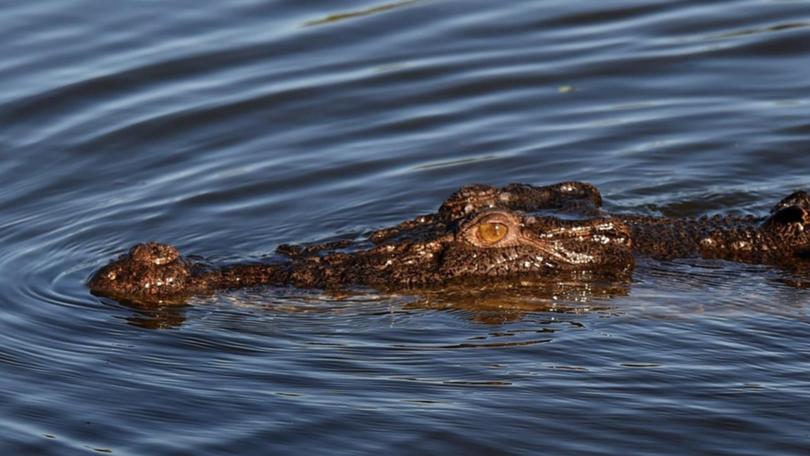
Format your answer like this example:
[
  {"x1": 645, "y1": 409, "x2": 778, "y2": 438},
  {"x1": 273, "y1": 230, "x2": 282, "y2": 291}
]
[
  {"x1": 88, "y1": 211, "x2": 633, "y2": 303},
  {"x1": 88, "y1": 182, "x2": 634, "y2": 303}
]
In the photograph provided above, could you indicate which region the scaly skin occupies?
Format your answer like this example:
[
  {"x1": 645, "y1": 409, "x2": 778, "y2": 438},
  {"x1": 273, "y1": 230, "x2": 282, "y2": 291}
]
[
  {"x1": 622, "y1": 189, "x2": 810, "y2": 263},
  {"x1": 87, "y1": 181, "x2": 810, "y2": 304}
]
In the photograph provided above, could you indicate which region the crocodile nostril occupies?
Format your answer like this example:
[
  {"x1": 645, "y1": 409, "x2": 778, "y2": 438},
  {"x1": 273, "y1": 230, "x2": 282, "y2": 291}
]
[{"x1": 129, "y1": 242, "x2": 180, "y2": 265}]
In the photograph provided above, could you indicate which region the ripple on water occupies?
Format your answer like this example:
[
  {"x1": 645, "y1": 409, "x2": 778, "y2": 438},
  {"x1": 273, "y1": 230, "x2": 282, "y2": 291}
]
[{"x1": 2, "y1": 0, "x2": 810, "y2": 454}]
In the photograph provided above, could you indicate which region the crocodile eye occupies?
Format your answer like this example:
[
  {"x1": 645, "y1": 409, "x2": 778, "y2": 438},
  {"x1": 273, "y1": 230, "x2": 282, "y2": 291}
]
[{"x1": 477, "y1": 222, "x2": 508, "y2": 244}]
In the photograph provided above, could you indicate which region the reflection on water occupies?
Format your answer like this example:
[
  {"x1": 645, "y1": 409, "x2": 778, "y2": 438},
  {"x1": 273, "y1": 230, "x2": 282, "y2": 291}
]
[
  {"x1": 3, "y1": 0, "x2": 810, "y2": 454},
  {"x1": 693, "y1": 20, "x2": 810, "y2": 42},
  {"x1": 304, "y1": 0, "x2": 421, "y2": 27},
  {"x1": 117, "y1": 277, "x2": 629, "y2": 329},
  {"x1": 124, "y1": 303, "x2": 191, "y2": 330}
]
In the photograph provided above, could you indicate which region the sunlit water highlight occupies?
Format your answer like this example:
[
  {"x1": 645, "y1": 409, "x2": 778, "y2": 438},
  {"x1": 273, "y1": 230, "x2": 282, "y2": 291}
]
[{"x1": 2, "y1": 0, "x2": 810, "y2": 454}]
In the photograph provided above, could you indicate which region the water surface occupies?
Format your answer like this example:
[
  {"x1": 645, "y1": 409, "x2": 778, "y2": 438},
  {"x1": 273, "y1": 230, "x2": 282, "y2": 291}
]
[{"x1": 2, "y1": 0, "x2": 810, "y2": 454}]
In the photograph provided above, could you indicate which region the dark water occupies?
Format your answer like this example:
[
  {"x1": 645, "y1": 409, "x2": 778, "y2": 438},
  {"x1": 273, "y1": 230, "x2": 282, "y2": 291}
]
[{"x1": 3, "y1": 0, "x2": 810, "y2": 454}]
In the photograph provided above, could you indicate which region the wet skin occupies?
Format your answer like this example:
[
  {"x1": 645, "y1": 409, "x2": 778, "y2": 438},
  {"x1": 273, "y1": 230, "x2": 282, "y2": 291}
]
[{"x1": 88, "y1": 181, "x2": 810, "y2": 304}]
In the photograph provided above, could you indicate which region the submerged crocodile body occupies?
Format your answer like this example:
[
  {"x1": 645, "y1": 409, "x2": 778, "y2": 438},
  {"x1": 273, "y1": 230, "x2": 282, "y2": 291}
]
[{"x1": 88, "y1": 181, "x2": 810, "y2": 304}]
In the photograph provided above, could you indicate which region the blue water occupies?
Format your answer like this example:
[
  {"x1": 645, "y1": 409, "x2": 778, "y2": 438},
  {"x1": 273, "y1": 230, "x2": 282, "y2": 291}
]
[{"x1": 2, "y1": 0, "x2": 810, "y2": 454}]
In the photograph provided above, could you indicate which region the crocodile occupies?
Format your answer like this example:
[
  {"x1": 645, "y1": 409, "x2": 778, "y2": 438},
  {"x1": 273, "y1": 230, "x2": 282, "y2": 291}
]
[{"x1": 88, "y1": 181, "x2": 810, "y2": 304}]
